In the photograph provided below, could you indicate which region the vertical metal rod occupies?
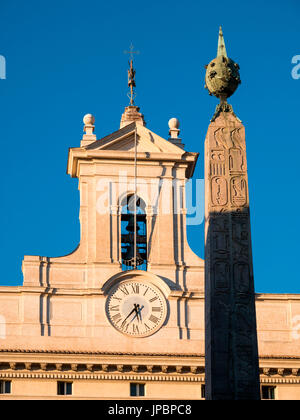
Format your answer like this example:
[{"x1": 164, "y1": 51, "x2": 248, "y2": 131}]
[{"x1": 134, "y1": 126, "x2": 137, "y2": 269}]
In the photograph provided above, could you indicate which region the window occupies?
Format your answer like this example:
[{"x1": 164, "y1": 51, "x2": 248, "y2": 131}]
[
  {"x1": 121, "y1": 195, "x2": 147, "y2": 271},
  {"x1": 201, "y1": 384, "x2": 205, "y2": 399},
  {"x1": 261, "y1": 385, "x2": 276, "y2": 400},
  {"x1": 57, "y1": 381, "x2": 72, "y2": 396},
  {"x1": 0, "y1": 380, "x2": 11, "y2": 394},
  {"x1": 130, "y1": 383, "x2": 145, "y2": 397}
]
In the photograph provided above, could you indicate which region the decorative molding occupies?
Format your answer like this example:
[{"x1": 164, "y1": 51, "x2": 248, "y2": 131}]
[
  {"x1": 261, "y1": 377, "x2": 300, "y2": 384},
  {"x1": 0, "y1": 349, "x2": 205, "y2": 357},
  {"x1": 0, "y1": 370, "x2": 299, "y2": 385},
  {"x1": 2, "y1": 361, "x2": 298, "y2": 378},
  {"x1": 260, "y1": 355, "x2": 300, "y2": 360},
  {"x1": 0, "y1": 361, "x2": 202, "y2": 375},
  {"x1": 0, "y1": 372, "x2": 204, "y2": 383},
  {"x1": 86, "y1": 364, "x2": 94, "y2": 372},
  {"x1": 260, "y1": 367, "x2": 300, "y2": 377}
]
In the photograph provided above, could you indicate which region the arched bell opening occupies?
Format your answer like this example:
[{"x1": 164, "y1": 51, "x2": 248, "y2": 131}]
[{"x1": 121, "y1": 194, "x2": 147, "y2": 271}]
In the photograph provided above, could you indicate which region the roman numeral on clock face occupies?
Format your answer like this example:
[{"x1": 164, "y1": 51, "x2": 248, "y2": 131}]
[
  {"x1": 120, "y1": 286, "x2": 129, "y2": 296},
  {"x1": 120, "y1": 319, "x2": 129, "y2": 332},
  {"x1": 112, "y1": 313, "x2": 122, "y2": 322},
  {"x1": 132, "y1": 324, "x2": 139, "y2": 334},
  {"x1": 110, "y1": 305, "x2": 120, "y2": 311},
  {"x1": 149, "y1": 296, "x2": 158, "y2": 303},
  {"x1": 149, "y1": 314, "x2": 159, "y2": 324},
  {"x1": 131, "y1": 284, "x2": 139, "y2": 294},
  {"x1": 152, "y1": 307, "x2": 161, "y2": 312}
]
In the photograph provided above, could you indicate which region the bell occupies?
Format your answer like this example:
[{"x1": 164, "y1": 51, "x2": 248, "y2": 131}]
[
  {"x1": 122, "y1": 242, "x2": 144, "y2": 267},
  {"x1": 126, "y1": 215, "x2": 140, "y2": 233}
]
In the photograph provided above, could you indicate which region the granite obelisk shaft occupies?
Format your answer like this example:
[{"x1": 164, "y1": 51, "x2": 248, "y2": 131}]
[{"x1": 204, "y1": 111, "x2": 260, "y2": 400}]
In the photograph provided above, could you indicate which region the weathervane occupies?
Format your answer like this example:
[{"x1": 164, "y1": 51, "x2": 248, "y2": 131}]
[
  {"x1": 123, "y1": 43, "x2": 141, "y2": 269},
  {"x1": 124, "y1": 43, "x2": 140, "y2": 106}
]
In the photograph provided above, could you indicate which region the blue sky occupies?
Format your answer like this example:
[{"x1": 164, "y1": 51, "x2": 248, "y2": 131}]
[{"x1": 0, "y1": 0, "x2": 299, "y2": 293}]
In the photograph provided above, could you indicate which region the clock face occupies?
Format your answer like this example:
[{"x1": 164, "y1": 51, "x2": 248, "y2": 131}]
[{"x1": 106, "y1": 281, "x2": 167, "y2": 337}]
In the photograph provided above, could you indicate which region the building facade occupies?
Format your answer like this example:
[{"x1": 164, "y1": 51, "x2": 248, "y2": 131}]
[{"x1": 0, "y1": 63, "x2": 300, "y2": 399}]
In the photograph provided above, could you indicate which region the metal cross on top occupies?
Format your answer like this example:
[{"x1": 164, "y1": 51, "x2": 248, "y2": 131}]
[
  {"x1": 124, "y1": 43, "x2": 140, "y2": 60},
  {"x1": 124, "y1": 43, "x2": 140, "y2": 106}
]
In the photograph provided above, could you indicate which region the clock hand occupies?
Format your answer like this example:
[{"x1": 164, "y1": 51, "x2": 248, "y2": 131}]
[
  {"x1": 129, "y1": 304, "x2": 140, "y2": 323},
  {"x1": 135, "y1": 304, "x2": 141, "y2": 322},
  {"x1": 139, "y1": 305, "x2": 144, "y2": 321},
  {"x1": 124, "y1": 306, "x2": 137, "y2": 322},
  {"x1": 131, "y1": 304, "x2": 144, "y2": 323},
  {"x1": 136, "y1": 304, "x2": 144, "y2": 322}
]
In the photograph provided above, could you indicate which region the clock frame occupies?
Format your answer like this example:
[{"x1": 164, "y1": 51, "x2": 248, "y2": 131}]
[{"x1": 105, "y1": 280, "x2": 167, "y2": 338}]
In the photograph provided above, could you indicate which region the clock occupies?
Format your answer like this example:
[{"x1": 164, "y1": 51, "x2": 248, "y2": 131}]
[{"x1": 106, "y1": 280, "x2": 167, "y2": 337}]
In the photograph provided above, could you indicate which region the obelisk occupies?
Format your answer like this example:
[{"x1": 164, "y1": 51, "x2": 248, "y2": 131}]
[{"x1": 204, "y1": 27, "x2": 260, "y2": 400}]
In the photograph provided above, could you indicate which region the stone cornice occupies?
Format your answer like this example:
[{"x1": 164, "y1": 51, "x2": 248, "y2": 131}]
[
  {"x1": 1, "y1": 350, "x2": 300, "y2": 361},
  {"x1": 0, "y1": 349, "x2": 204, "y2": 357},
  {"x1": 1, "y1": 286, "x2": 299, "y2": 303},
  {"x1": 1, "y1": 352, "x2": 300, "y2": 379},
  {"x1": 67, "y1": 149, "x2": 196, "y2": 179},
  {"x1": 0, "y1": 372, "x2": 204, "y2": 382},
  {"x1": 0, "y1": 368, "x2": 299, "y2": 385},
  {"x1": 0, "y1": 359, "x2": 204, "y2": 378},
  {"x1": 1, "y1": 347, "x2": 299, "y2": 388},
  {"x1": 0, "y1": 287, "x2": 205, "y2": 300},
  {"x1": 255, "y1": 293, "x2": 300, "y2": 301},
  {"x1": 0, "y1": 374, "x2": 297, "y2": 386}
]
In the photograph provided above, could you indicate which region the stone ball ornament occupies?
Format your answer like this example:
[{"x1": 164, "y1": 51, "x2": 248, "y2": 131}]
[
  {"x1": 205, "y1": 56, "x2": 241, "y2": 99},
  {"x1": 83, "y1": 113, "x2": 95, "y2": 126},
  {"x1": 168, "y1": 117, "x2": 180, "y2": 130}
]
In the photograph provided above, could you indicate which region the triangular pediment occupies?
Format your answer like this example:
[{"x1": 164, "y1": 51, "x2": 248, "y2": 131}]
[{"x1": 85, "y1": 122, "x2": 184, "y2": 155}]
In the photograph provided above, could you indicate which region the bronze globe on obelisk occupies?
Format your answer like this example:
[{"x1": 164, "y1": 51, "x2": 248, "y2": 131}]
[{"x1": 205, "y1": 26, "x2": 241, "y2": 119}]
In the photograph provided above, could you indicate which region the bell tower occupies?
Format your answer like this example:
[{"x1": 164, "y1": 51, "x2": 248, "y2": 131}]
[
  {"x1": 19, "y1": 56, "x2": 205, "y2": 357},
  {"x1": 22, "y1": 57, "x2": 204, "y2": 313},
  {"x1": 63, "y1": 112, "x2": 203, "y2": 292}
]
